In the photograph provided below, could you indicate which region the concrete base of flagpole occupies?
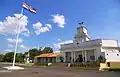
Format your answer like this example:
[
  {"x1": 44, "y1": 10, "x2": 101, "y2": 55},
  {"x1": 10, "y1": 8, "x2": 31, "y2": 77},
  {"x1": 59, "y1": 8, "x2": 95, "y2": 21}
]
[{"x1": 3, "y1": 66, "x2": 24, "y2": 70}]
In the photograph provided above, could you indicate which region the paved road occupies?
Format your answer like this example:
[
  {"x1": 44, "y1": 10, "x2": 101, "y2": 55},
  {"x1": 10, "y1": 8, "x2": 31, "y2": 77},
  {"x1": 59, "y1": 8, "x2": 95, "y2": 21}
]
[{"x1": 0, "y1": 64, "x2": 120, "y2": 77}]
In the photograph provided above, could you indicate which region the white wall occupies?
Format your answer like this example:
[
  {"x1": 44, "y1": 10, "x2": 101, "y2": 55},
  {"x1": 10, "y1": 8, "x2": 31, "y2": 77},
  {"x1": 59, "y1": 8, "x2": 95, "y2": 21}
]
[
  {"x1": 95, "y1": 47, "x2": 101, "y2": 60},
  {"x1": 61, "y1": 39, "x2": 101, "y2": 52},
  {"x1": 101, "y1": 48, "x2": 119, "y2": 53},
  {"x1": 105, "y1": 52, "x2": 120, "y2": 62},
  {"x1": 102, "y1": 40, "x2": 118, "y2": 47}
]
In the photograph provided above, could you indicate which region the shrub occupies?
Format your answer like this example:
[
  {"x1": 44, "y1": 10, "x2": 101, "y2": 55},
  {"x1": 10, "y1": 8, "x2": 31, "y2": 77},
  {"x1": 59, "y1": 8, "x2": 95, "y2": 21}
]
[
  {"x1": 98, "y1": 55, "x2": 106, "y2": 63},
  {"x1": 70, "y1": 61, "x2": 100, "y2": 68},
  {"x1": 34, "y1": 62, "x2": 48, "y2": 66}
]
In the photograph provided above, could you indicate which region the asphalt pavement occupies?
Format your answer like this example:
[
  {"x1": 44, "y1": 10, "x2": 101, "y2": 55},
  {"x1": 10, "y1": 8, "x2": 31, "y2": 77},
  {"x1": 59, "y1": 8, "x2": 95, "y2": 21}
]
[{"x1": 0, "y1": 64, "x2": 120, "y2": 77}]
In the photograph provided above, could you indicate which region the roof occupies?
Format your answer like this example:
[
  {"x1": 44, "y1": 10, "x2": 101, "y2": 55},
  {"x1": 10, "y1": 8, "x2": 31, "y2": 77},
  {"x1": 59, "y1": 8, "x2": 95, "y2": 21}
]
[{"x1": 35, "y1": 53, "x2": 59, "y2": 58}]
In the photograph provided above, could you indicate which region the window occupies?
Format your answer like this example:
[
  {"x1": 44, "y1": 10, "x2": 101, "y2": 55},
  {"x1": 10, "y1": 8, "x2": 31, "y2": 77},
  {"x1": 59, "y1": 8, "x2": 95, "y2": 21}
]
[{"x1": 90, "y1": 56, "x2": 95, "y2": 60}]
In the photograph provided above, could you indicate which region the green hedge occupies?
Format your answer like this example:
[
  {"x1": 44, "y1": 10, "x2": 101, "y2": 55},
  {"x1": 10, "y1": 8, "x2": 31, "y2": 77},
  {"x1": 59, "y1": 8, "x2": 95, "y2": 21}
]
[
  {"x1": 34, "y1": 63, "x2": 48, "y2": 66},
  {"x1": 70, "y1": 62, "x2": 100, "y2": 68},
  {"x1": 34, "y1": 62, "x2": 100, "y2": 68}
]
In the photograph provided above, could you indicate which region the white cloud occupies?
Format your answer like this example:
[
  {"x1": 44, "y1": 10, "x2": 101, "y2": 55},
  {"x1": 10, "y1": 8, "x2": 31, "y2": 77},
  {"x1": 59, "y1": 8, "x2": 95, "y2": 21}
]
[
  {"x1": 46, "y1": 24, "x2": 52, "y2": 29},
  {"x1": 51, "y1": 14, "x2": 66, "y2": 28},
  {"x1": 57, "y1": 38, "x2": 61, "y2": 41},
  {"x1": 33, "y1": 22, "x2": 52, "y2": 35},
  {"x1": 7, "y1": 38, "x2": 23, "y2": 44},
  {"x1": 54, "y1": 51, "x2": 60, "y2": 52},
  {"x1": 5, "y1": 49, "x2": 12, "y2": 52},
  {"x1": 53, "y1": 40, "x2": 73, "y2": 49},
  {"x1": 8, "y1": 44, "x2": 13, "y2": 48},
  {"x1": 33, "y1": 22, "x2": 42, "y2": 29},
  {"x1": 0, "y1": 14, "x2": 30, "y2": 36},
  {"x1": 20, "y1": 44, "x2": 28, "y2": 49}
]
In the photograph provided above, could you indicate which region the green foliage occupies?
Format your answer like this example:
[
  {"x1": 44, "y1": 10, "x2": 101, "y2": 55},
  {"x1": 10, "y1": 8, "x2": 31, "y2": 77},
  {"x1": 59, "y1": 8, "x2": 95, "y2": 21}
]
[
  {"x1": 16, "y1": 53, "x2": 25, "y2": 63},
  {"x1": 34, "y1": 62, "x2": 48, "y2": 66},
  {"x1": 0, "y1": 46, "x2": 53, "y2": 63},
  {"x1": 75, "y1": 55, "x2": 83, "y2": 63},
  {"x1": 3, "y1": 52, "x2": 25, "y2": 63},
  {"x1": 98, "y1": 55, "x2": 106, "y2": 63},
  {"x1": 28, "y1": 48, "x2": 41, "y2": 60},
  {"x1": 70, "y1": 62, "x2": 100, "y2": 68},
  {"x1": 41, "y1": 47, "x2": 53, "y2": 53},
  {"x1": 28, "y1": 47, "x2": 53, "y2": 60},
  {"x1": 0, "y1": 54, "x2": 4, "y2": 62},
  {"x1": 3, "y1": 52, "x2": 14, "y2": 62}
]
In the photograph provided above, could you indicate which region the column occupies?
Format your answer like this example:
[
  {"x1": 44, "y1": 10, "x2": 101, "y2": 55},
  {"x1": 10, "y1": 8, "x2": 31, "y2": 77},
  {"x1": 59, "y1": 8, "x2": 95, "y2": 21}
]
[
  {"x1": 94, "y1": 50, "x2": 96, "y2": 61},
  {"x1": 71, "y1": 52, "x2": 74, "y2": 63},
  {"x1": 85, "y1": 50, "x2": 87, "y2": 62},
  {"x1": 82, "y1": 51, "x2": 84, "y2": 61},
  {"x1": 64, "y1": 52, "x2": 66, "y2": 62},
  {"x1": 73, "y1": 52, "x2": 76, "y2": 62},
  {"x1": 55, "y1": 57, "x2": 57, "y2": 63}
]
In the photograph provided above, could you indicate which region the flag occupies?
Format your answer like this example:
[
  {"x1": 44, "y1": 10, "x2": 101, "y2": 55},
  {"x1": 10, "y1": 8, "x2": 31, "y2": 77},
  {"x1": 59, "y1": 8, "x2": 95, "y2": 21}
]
[{"x1": 22, "y1": 2, "x2": 36, "y2": 14}]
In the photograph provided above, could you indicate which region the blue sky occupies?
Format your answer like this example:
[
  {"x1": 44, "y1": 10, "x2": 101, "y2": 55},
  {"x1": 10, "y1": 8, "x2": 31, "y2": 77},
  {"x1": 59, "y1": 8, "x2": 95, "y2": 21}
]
[{"x1": 0, "y1": 0, "x2": 120, "y2": 53}]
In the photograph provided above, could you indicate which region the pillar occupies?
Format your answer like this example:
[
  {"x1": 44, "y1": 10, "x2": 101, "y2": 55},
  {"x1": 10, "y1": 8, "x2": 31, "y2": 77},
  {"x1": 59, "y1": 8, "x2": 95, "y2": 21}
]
[
  {"x1": 64, "y1": 52, "x2": 66, "y2": 62},
  {"x1": 85, "y1": 50, "x2": 87, "y2": 62},
  {"x1": 73, "y1": 52, "x2": 76, "y2": 62},
  {"x1": 82, "y1": 51, "x2": 84, "y2": 61},
  {"x1": 56, "y1": 57, "x2": 58, "y2": 63},
  {"x1": 94, "y1": 50, "x2": 96, "y2": 61},
  {"x1": 71, "y1": 52, "x2": 75, "y2": 63}
]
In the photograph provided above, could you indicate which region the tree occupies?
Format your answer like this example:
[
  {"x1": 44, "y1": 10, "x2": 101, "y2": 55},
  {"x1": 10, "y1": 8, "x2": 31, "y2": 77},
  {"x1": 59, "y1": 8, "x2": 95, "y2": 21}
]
[
  {"x1": 41, "y1": 47, "x2": 53, "y2": 53},
  {"x1": 27, "y1": 47, "x2": 53, "y2": 60},
  {"x1": 98, "y1": 55, "x2": 106, "y2": 63},
  {"x1": 16, "y1": 53, "x2": 25, "y2": 63},
  {"x1": 3, "y1": 52, "x2": 14, "y2": 62},
  {"x1": 0, "y1": 54, "x2": 4, "y2": 62},
  {"x1": 28, "y1": 48, "x2": 40, "y2": 60}
]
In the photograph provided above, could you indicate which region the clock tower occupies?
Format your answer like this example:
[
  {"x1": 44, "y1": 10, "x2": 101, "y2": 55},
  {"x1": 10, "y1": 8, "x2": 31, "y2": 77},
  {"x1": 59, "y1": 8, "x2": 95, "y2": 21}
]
[{"x1": 74, "y1": 22, "x2": 90, "y2": 45}]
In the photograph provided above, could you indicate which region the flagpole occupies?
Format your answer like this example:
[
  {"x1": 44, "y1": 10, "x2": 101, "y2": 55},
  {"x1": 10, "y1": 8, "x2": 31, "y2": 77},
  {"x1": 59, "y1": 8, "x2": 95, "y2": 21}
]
[{"x1": 12, "y1": 7, "x2": 24, "y2": 67}]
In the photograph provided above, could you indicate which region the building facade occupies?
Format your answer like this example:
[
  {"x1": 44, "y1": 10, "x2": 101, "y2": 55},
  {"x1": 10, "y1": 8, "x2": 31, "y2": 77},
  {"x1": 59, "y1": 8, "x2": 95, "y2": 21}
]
[{"x1": 60, "y1": 22, "x2": 120, "y2": 63}]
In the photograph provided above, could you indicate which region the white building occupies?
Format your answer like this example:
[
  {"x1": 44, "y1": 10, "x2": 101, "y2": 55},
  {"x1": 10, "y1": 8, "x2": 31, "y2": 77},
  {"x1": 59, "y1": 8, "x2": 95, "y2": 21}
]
[
  {"x1": 105, "y1": 52, "x2": 120, "y2": 62},
  {"x1": 60, "y1": 22, "x2": 120, "y2": 63}
]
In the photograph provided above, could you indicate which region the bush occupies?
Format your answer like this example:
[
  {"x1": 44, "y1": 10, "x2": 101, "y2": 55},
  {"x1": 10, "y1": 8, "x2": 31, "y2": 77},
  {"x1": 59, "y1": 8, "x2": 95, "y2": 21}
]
[
  {"x1": 70, "y1": 61, "x2": 100, "y2": 68},
  {"x1": 98, "y1": 55, "x2": 106, "y2": 63},
  {"x1": 34, "y1": 62, "x2": 48, "y2": 66}
]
